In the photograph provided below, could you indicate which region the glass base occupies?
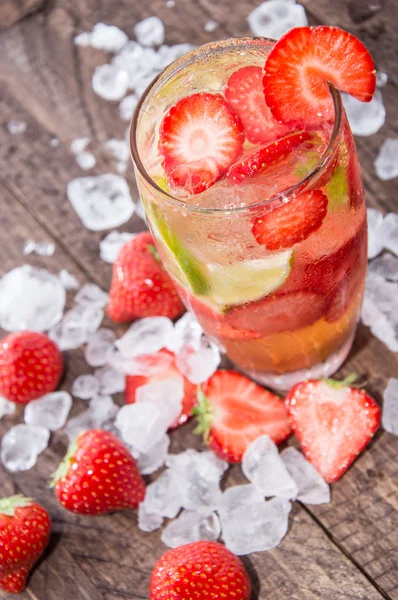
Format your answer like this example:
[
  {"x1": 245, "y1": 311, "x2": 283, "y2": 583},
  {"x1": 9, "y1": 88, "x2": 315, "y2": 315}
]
[{"x1": 236, "y1": 330, "x2": 355, "y2": 392}]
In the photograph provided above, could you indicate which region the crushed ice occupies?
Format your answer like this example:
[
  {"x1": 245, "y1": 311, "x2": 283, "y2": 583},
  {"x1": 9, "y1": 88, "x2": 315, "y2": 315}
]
[
  {"x1": 375, "y1": 139, "x2": 398, "y2": 181},
  {"x1": 1, "y1": 424, "x2": 50, "y2": 472},
  {"x1": 248, "y1": 0, "x2": 308, "y2": 39},
  {"x1": 23, "y1": 240, "x2": 55, "y2": 257},
  {"x1": 99, "y1": 231, "x2": 136, "y2": 263},
  {"x1": 343, "y1": 89, "x2": 385, "y2": 136},
  {"x1": 382, "y1": 378, "x2": 398, "y2": 435}
]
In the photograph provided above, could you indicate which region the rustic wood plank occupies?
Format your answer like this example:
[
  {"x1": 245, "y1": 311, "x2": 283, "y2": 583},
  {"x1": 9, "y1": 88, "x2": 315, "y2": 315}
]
[{"x1": 0, "y1": 0, "x2": 46, "y2": 29}]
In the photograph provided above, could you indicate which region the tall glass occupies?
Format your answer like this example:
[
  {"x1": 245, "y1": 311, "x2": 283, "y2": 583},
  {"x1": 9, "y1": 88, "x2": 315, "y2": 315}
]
[{"x1": 130, "y1": 38, "x2": 367, "y2": 391}]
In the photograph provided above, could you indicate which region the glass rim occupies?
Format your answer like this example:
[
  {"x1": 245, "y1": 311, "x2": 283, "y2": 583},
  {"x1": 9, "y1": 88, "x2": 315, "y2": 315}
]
[{"x1": 130, "y1": 36, "x2": 344, "y2": 216}]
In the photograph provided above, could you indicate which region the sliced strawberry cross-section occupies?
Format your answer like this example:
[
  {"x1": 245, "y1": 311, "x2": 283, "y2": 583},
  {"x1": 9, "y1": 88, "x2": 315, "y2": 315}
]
[
  {"x1": 285, "y1": 376, "x2": 380, "y2": 482},
  {"x1": 263, "y1": 26, "x2": 376, "y2": 126},
  {"x1": 158, "y1": 92, "x2": 244, "y2": 194},
  {"x1": 252, "y1": 189, "x2": 328, "y2": 251},
  {"x1": 194, "y1": 370, "x2": 291, "y2": 462},
  {"x1": 224, "y1": 65, "x2": 293, "y2": 144}
]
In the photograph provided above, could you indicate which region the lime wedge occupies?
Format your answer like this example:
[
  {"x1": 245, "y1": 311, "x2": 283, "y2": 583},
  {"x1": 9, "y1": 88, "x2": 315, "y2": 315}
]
[
  {"x1": 206, "y1": 251, "x2": 293, "y2": 307},
  {"x1": 325, "y1": 165, "x2": 349, "y2": 211}
]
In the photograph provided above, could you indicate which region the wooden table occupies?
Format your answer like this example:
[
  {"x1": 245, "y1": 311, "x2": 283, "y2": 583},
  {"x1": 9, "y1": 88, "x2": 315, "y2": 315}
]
[{"x1": 1, "y1": 0, "x2": 397, "y2": 598}]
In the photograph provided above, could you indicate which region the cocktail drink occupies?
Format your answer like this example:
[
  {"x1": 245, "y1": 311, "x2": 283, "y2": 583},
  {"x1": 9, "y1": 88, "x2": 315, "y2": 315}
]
[{"x1": 131, "y1": 30, "x2": 375, "y2": 390}]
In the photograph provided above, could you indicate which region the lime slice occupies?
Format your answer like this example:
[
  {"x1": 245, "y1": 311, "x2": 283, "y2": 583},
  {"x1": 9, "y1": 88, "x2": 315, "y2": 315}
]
[
  {"x1": 206, "y1": 251, "x2": 293, "y2": 307},
  {"x1": 325, "y1": 164, "x2": 349, "y2": 211}
]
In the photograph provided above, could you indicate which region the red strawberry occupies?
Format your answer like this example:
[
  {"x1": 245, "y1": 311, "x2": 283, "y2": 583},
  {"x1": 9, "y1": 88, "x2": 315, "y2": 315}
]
[
  {"x1": 228, "y1": 131, "x2": 313, "y2": 185},
  {"x1": 226, "y1": 290, "x2": 328, "y2": 337},
  {"x1": 158, "y1": 93, "x2": 244, "y2": 194},
  {"x1": 150, "y1": 541, "x2": 251, "y2": 600},
  {"x1": 0, "y1": 495, "x2": 51, "y2": 594},
  {"x1": 285, "y1": 375, "x2": 380, "y2": 483},
  {"x1": 263, "y1": 26, "x2": 376, "y2": 126},
  {"x1": 0, "y1": 331, "x2": 63, "y2": 405},
  {"x1": 195, "y1": 370, "x2": 291, "y2": 462},
  {"x1": 125, "y1": 349, "x2": 197, "y2": 427},
  {"x1": 107, "y1": 231, "x2": 185, "y2": 323},
  {"x1": 252, "y1": 189, "x2": 328, "y2": 251},
  {"x1": 52, "y1": 430, "x2": 145, "y2": 515},
  {"x1": 224, "y1": 65, "x2": 293, "y2": 144}
]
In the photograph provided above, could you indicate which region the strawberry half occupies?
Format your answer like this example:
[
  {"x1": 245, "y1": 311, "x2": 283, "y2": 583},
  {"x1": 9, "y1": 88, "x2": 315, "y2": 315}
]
[
  {"x1": 150, "y1": 541, "x2": 251, "y2": 600},
  {"x1": 252, "y1": 189, "x2": 328, "y2": 251},
  {"x1": 158, "y1": 93, "x2": 244, "y2": 194},
  {"x1": 0, "y1": 331, "x2": 63, "y2": 404},
  {"x1": 52, "y1": 429, "x2": 145, "y2": 515},
  {"x1": 224, "y1": 65, "x2": 293, "y2": 144},
  {"x1": 194, "y1": 370, "x2": 291, "y2": 462},
  {"x1": 228, "y1": 130, "x2": 313, "y2": 185},
  {"x1": 263, "y1": 26, "x2": 376, "y2": 126},
  {"x1": 125, "y1": 349, "x2": 197, "y2": 427},
  {"x1": 285, "y1": 375, "x2": 380, "y2": 483},
  {"x1": 0, "y1": 495, "x2": 51, "y2": 594},
  {"x1": 107, "y1": 231, "x2": 185, "y2": 323}
]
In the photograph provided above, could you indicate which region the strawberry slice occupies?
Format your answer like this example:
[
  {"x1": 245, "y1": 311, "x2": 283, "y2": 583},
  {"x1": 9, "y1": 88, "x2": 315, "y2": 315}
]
[
  {"x1": 224, "y1": 66, "x2": 293, "y2": 144},
  {"x1": 252, "y1": 189, "x2": 328, "y2": 251},
  {"x1": 125, "y1": 349, "x2": 197, "y2": 428},
  {"x1": 158, "y1": 93, "x2": 244, "y2": 194},
  {"x1": 195, "y1": 370, "x2": 291, "y2": 462},
  {"x1": 263, "y1": 26, "x2": 376, "y2": 126},
  {"x1": 285, "y1": 376, "x2": 380, "y2": 483},
  {"x1": 226, "y1": 290, "x2": 328, "y2": 337},
  {"x1": 228, "y1": 130, "x2": 313, "y2": 185}
]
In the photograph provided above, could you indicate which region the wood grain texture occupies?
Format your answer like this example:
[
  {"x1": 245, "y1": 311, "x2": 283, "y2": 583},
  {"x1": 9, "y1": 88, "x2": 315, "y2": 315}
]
[
  {"x1": 1, "y1": 0, "x2": 398, "y2": 598},
  {"x1": 0, "y1": 0, "x2": 46, "y2": 29}
]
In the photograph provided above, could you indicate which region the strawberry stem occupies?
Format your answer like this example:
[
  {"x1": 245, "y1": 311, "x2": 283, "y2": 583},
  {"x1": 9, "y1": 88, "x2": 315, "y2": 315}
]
[
  {"x1": 49, "y1": 439, "x2": 79, "y2": 488},
  {"x1": 192, "y1": 387, "x2": 213, "y2": 443},
  {"x1": 0, "y1": 494, "x2": 33, "y2": 516},
  {"x1": 324, "y1": 372, "x2": 358, "y2": 390}
]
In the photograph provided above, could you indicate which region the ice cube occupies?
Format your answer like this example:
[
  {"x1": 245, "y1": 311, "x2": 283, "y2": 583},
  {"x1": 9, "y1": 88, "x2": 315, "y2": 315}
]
[
  {"x1": 242, "y1": 435, "x2": 298, "y2": 499},
  {"x1": 1, "y1": 424, "x2": 50, "y2": 472},
  {"x1": 94, "y1": 365, "x2": 125, "y2": 395},
  {"x1": 204, "y1": 20, "x2": 219, "y2": 32},
  {"x1": 99, "y1": 231, "x2": 136, "y2": 264},
  {"x1": 382, "y1": 378, "x2": 398, "y2": 435},
  {"x1": 85, "y1": 328, "x2": 116, "y2": 367},
  {"x1": 72, "y1": 374, "x2": 100, "y2": 399},
  {"x1": 24, "y1": 391, "x2": 72, "y2": 431},
  {"x1": 0, "y1": 265, "x2": 65, "y2": 332},
  {"x1": 49, "y1": 304, "x2": 104, "y2": 351},
  {"x1": 248, "y1": 0, "x2": 308, "y2": 39},
  {"x1": 76, "y1": 152, "x2": 96, "y2": 170},
  {"x1": 49, "y1": 137, "x2": 60, "y2": 148},
  {"x1": 49, "y1": 320, "x2": 88, "y2": 351},
  {"x1": 113, "y1": 45, "x2": 159, "y2": 92},
  {"x1": 161, "y1": 509, "x2": 221, "y2": 549},
  {"x1": 136, "y1": 433, "x2": 170, "y2": 474},
  {"x1": 7, "y1": 120, "x2": 26, "y2": 134},
  {"x1": 119, "y1": 94, "x2": 139, "y2": 121},
  {"x1": 176, "y1": 334, "x2": 221, "y2": 384},
  {"x1": 105, "y1": 139, "x2": 130, "y2": 163},
  {"x1": 281, "y1": 447, "x2": 330, "y2": 505},
  {"x1": 0, "y1": 396, "x2": 16, "y2": 419},
  {"x1": 375, "y1": 139, "x2": 398, "y2": 181},
  {"x1": 23, "y1": 240, "x2": 55, "y2": 256},
  {"x1": 135, "y1": 376, "x2": 184, "y2": 430},
  {"x1": 217, "y1": 484, "x2": 265, "y2": 519},
  {"x1": 142, "y1": 469, "x2": 183, "y2": 518},
  {"x1": 134, "y1": 16, "x2": 165, "y2": 47},
  {"x1": 92, "y1": 64, "x2": 129, "y2": 101},
  {"x1": 361, "y1": 273, "x2": 398, "y2": 353},
  {"x1": 367, "y1": 207, "x2": 385, "y2": 260},
  {"x1": 67, "y1": 174, "x2": 135, "y2": 231},
  {"x1": 376, "y1": 71, "x2": 388, "y2": 88},
  {"x1": 75, "y1": 283, "x2": 109, "y2": 308},
  {"x1": 166, "y1": 312, "x2": 202, "y2": 353},
  {"x1": 110, "y1": 350, "x2": 174, "y2": 377},
  {"x1": 89, "y1": 395, "x2": 119, "y2": 428},
  {"x1": 64, "y1": 410, "x2": 94, "y2": 441},
  {"x1": 138, "y1": 504, "x2": 164, "y2": 532},
  {"x1": 343, "y1": 90, "x2": 385, "y2": 136},
  {"x1": 166, "y1": 450, "x2": 227, "y2": 510},
  {"x1": 369, "y1": 253, "x2": 398, "y2": 282},
  {"x1": 58, "y1": 269, "x2": 80, "y2": 290},
  {"x1": 90, "y1": 23, "x2": 128, "y2": 52},
  {"x1": 74, "y1": 32, "x2": 91, "y2": 47},
  {"x1": 115, "y1": 403, "x2": 167, "y2": 452},
  {"x1": 382, "y1": 213, "x2": 398, "y2": 256},
  {"x1": 71, "y1": 138, "x2": 90, "y2": 154},
  {"x1": 116, "y1": 317, "x2": 174, "y2": 358},
  {"x1": 221, "y1": 497, "x2": 291, "y2": 555}
]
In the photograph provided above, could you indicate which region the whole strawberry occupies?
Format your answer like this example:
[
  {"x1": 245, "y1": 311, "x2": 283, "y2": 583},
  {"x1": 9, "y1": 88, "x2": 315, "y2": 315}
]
[
  {"x1": 0, "y1": 495, "x2": 51, "y2": 594},
  {"x1": 150, "y1": 541, "x2": 251, "y2": 600},
  {"x1": 107, "y1": 231, "x2": 185, "y2": 323},
  {"x1": 52, "y1": 429, "x2": 145, "y2": 515},
  {"x1": 0, "y1": 331, "x2": 63, "y2": 404},
  {"x1": 286, "y1": 374, "x2": 380, "y2": 483}
]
